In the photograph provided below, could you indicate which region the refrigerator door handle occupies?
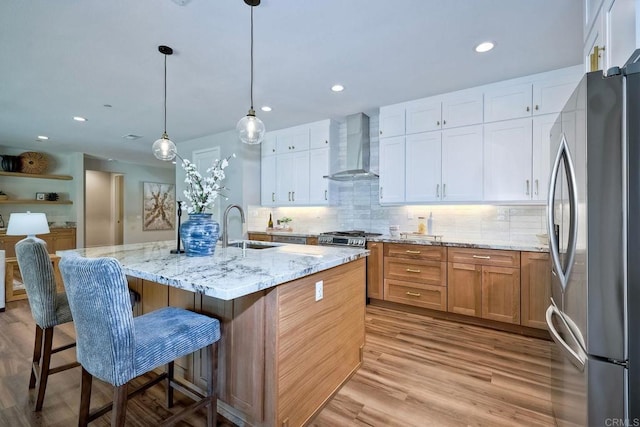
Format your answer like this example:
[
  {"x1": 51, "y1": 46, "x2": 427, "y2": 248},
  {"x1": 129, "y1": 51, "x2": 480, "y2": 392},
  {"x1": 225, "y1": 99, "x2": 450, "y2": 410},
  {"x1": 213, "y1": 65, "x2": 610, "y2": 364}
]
[
  {"x1": 547, "y1": 134, "x2": 579, "y2": 291},
  {"x1": 546, "y1": 305, "x2": 586, "y2": 371}
]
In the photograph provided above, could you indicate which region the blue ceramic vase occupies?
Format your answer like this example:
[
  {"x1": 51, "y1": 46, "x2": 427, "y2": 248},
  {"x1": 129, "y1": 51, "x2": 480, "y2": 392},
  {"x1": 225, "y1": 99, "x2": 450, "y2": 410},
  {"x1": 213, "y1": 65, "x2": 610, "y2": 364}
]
[{"x1": 180, "y1": 213, "x2": 219, "y2": 257}]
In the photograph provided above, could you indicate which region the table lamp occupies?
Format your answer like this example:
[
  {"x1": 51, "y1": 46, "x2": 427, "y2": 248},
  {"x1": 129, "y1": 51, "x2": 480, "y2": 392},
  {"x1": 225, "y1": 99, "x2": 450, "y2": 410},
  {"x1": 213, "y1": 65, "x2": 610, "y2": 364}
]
[{"x1": 6, "y1": 211, "x2": 50, "y2": 244}]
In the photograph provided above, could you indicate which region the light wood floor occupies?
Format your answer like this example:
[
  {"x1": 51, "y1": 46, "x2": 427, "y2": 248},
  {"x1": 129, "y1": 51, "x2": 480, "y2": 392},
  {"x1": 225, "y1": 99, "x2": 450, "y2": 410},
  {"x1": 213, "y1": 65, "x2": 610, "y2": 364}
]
[{"x1": 0, "y1": 300, "x2": 553, "y2": 426}]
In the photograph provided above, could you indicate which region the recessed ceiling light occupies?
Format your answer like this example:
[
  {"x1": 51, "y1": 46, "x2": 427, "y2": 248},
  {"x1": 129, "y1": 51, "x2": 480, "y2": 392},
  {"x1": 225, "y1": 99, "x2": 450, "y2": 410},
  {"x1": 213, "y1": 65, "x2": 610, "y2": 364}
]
[
  {"x1": 261, "y1": 106, "x2": 272, "y2": 112},
  {"x1": 331, "y1": 84, "x2": 344, "y2": 92},
  {"x1": 475, "y1": 41, "x2": 495, "y2": 53},
  {"x1": 73, "y1": 116, "x2": 88, "y2": 122},
  {"x1": 36, "y1": 135, "x2": 49, "y2": 140}
]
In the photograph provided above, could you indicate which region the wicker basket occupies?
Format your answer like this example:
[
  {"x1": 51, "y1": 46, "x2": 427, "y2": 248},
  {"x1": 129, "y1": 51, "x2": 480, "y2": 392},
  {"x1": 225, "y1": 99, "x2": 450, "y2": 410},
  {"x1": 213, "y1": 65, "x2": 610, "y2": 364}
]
[{"x1": 19, "y1": 151, "x2": 48, "y2": 174}]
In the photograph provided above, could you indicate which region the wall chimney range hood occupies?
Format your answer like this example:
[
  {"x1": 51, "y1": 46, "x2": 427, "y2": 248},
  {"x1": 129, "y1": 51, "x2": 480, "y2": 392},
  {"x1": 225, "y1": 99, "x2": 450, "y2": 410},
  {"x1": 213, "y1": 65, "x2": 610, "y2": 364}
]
[{"x1": 324, "y1": 113, "x2": 379, "y2": 181}]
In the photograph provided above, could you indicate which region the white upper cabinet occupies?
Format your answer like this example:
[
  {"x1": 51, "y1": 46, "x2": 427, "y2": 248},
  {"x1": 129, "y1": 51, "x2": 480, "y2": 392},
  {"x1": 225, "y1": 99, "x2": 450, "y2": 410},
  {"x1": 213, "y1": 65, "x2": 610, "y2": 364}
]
[
  {"x1": 261, "y1": 131, "x2": 278, "y2": 157},
  {"x1": 441, "y1": 125, "x2": 483, "y2": 202},
  {"x1": 484, "y1": 83, "x2": 533, "y2": 122},
  {"x1": 276, "y1": 151, "x2": 310, "y2": 205},
  {"x1": 261, "y1": 119, "x2": 335, "y2": 207},
  {"x1": 483, "y1": 118, "x2": 533, "y2": 201},
  {"x1": 276, "y1": 125, "x2": 310, "y2": 154},
  {"x1": 583, "y1": 0, "x2": 638, "y2": 73},
  {"x1": 308, "y1": 148, "x2": 330, "y2": 205},
  {"x1": 531, "y1": 68, "x2": 584, "y2": 115},
  {"x1": 441, "y1": 90, "x2": 484, "y2": 128},
  {"x1": 604, "y1": 0, "x2": 637, "y2": 69},
  {"x1": 531, "y1": 114, "x2": 557, "y2": 201},
  {"x1": 406, "y1": 98, "x2": 442, "y2": 134},
  {"x1": 405, "y1": 132, "x2": 442, "y2": 202},
  {"x1": 261, "y1": 155, "x2": 277, "y2": 206},
  {"x1": 379, "y1": 104, "x2": 405, "y2": 138},
  {"x1": 309, "y1": 119, "x2": 337, "y2": 150},
  {"x1": 405, "y1": 91, "x2": 483, "y2": 134},
  {"x1": 484, "y1": 66, "x2": 582, "y2": 123},
  {"x1": 379, "y1": 136, "x2": 405, "y2": 204}
]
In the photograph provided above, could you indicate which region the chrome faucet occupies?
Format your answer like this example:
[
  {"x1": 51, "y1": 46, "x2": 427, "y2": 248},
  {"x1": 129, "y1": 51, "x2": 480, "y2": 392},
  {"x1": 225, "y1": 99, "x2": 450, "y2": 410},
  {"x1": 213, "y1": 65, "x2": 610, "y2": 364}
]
[{"x1": 222, "y1": 204, "x2": 245, "y2": 247}]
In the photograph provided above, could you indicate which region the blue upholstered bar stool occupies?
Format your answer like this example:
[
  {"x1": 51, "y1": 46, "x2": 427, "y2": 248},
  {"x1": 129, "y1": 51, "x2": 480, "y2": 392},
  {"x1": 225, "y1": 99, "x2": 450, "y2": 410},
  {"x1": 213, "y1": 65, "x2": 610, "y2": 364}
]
[
  {"x1": 15, "y1": 239, "x2": 80, "y2": 411},
  {"x1": 59, "y1": 255, "x2": 221, "y2": 427}
]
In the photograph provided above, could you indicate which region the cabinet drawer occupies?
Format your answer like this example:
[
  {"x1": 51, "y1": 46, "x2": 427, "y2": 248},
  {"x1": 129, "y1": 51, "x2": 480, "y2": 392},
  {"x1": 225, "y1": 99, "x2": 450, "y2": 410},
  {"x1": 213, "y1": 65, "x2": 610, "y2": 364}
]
[
  {"x1": 447, "y1": 247, "x2": 519, "y2": 268},
  {"x1": 384, "y1": 279, "x2": 446, "y2": 311},
  {"x1": 384, "y1": 258, "x2": 446, "y2": 286},
  {"x1": 248, "y1": 233, "x2": 272, "y2": 242},
  {"x1": 384, "y1": 243, "x2": 446, "y2": 261}
]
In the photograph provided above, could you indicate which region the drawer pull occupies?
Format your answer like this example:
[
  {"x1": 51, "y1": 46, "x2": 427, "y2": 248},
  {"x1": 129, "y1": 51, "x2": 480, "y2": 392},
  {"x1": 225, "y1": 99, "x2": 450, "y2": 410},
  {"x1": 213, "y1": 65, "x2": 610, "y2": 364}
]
[
  {"x1": 406, "y1": 291, "x2": 421, "y2": 297},
  {"x1": 472, "y1": 255, "x2": 491, "y2": 259},
  {"x1": 406, "y1": 268, "x2": 421, "y2": 273},
  {"x1": 405, "y1": 250, "x2": 421, "y2": 254}
]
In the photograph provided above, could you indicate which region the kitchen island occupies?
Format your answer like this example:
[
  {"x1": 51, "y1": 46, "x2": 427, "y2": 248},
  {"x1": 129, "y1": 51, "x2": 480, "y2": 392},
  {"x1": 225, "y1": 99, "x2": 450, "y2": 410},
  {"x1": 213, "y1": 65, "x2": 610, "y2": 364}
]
[{"x1": 58, "y1": 240, "x2": 368, "y2": 427}]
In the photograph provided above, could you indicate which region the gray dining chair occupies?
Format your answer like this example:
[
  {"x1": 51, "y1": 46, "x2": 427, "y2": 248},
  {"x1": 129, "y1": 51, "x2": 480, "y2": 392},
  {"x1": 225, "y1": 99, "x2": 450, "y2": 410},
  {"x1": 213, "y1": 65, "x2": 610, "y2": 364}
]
[
  {"x1": 58, "y1": 254, "x2": 221, "y2": 427},
  {"x1": 15, "y1": 239, "x2": 80, "y2": 411}
]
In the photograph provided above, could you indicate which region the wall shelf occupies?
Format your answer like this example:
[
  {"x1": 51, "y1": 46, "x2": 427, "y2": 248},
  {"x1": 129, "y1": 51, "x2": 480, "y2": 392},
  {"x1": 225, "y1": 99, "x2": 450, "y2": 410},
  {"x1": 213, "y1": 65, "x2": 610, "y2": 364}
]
[
  {"x1": 0, "y1": 171, "x2": 73, "y2": 180},
  {"x1": 0, "y1": 200, "x2": 73, "y2": 205}
]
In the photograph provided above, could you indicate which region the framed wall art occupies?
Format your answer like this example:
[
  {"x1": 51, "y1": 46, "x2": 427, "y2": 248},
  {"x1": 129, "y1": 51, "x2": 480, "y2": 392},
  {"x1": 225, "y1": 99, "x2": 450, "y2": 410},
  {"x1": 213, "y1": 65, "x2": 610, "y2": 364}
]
[{"x1": 142, "y1": 182, "x2": 175, "y2": 231}]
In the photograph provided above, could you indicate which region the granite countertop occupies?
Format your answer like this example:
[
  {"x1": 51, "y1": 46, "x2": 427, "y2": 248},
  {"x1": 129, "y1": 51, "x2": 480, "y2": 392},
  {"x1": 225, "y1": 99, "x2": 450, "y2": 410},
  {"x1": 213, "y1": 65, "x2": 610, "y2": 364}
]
[
  {"x1": 368, "y1": 234, "x2": 548, "y2": 252},
  {"x1": 57, "y1": 240, "x2": 368, "y2": 301}
]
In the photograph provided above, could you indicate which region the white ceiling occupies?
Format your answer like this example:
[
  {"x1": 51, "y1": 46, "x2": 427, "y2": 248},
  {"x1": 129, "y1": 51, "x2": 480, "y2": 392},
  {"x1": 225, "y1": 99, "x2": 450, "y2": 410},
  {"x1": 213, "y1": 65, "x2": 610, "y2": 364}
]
[{"x1": 0, "y1": 0, "x2": 583, "y2": 168}]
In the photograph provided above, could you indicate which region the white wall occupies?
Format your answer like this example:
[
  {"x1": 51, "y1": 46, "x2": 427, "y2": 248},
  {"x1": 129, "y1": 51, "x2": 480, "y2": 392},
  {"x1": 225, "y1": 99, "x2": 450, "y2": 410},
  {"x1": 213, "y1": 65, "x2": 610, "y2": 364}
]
[
  {"x1": 177, "y1": 129, "x2": 261, "y2": 241},
  {"x1": 84, "y1": 157, "x2": 176, "y2": 244},
  {"x1": 85, "y1": 170, "x2": 114, "y2": 247}
]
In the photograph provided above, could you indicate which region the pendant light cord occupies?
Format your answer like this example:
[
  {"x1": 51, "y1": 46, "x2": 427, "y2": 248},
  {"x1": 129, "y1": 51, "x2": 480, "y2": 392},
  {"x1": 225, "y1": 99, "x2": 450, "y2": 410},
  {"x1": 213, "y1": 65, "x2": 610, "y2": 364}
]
[
  {"x1": 250, "y1": 5, "x2": 254, "y2": 110},
  {"x1": 163, "y1": 53, "x2": 168, "y2": 134}
]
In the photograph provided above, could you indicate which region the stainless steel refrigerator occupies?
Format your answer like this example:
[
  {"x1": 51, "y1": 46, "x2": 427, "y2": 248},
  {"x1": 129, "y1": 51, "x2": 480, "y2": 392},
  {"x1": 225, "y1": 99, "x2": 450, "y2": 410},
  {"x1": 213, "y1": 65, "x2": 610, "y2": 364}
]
[{"x1": 546, "y1": 50, "x2": 640, "y2": 426}]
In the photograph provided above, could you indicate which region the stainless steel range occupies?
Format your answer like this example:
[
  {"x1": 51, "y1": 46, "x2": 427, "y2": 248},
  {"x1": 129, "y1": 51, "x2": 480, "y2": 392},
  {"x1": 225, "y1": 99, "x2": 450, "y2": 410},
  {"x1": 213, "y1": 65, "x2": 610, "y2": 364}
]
[{"x1": 317, "y1": 230, "x2": 382, "y2": 248}]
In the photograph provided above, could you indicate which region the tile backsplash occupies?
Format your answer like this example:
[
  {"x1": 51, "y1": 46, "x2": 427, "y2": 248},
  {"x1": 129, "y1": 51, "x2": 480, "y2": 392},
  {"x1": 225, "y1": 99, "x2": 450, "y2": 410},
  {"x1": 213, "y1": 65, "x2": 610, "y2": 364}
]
[{"x1": 248, "y1": 113, "x2": 547, "y2": 245}]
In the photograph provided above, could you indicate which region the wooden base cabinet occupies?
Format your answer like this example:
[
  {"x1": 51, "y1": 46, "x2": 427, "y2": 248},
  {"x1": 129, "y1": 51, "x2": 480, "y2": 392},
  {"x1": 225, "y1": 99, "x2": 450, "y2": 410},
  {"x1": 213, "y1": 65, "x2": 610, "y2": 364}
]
[
  {"x1": 366, "y1": 241, "x2": 384, "y2": 299},
  {"x1": 447, "y1": 248, "x2": 521, "y2": 324},
  {"x1": 383, "y1": 243, "x2": 447, "y2": 311},
  {"x1": 521, "y1": 252, "x2": 551, "y2": 329},
  {"x1": 135, "y1": 259, "x2": 366, "y2": 427}
]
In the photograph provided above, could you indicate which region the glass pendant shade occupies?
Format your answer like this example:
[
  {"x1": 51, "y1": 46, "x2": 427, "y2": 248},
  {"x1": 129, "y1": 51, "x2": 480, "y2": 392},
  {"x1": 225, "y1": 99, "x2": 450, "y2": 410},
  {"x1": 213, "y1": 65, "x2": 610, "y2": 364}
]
[
  {"x1": 152, "y1": 133, "x2": 177, "y2": 161},
  {"x1": 236, "y1": 109, "x2": 265, "y2": 145}
]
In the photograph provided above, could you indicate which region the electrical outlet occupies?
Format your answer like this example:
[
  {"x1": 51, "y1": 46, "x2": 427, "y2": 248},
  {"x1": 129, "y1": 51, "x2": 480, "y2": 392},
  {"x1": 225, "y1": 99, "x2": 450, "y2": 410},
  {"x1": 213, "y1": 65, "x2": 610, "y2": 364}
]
[{"x1": 315, "y1": 281, "x2": 323, "y2": 301}]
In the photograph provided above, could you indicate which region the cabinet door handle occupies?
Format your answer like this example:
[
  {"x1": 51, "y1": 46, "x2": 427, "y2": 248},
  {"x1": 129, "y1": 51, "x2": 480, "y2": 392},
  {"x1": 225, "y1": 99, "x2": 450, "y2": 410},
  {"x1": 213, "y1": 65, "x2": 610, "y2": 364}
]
[
  {"x1": 288, "y1": 191, "x2": 292, "y2": 201},
  {"x1": 535, "y1": 179, "x2": 539, "y2": 196},
  {"x1": 406, "y1": 268, "x2": 421, "y2": 273},
  {"x1": 437, "y1": 120, "x2": 440, "y2": 126},
  {"x1": 443, "y1": 119, "x2": 447, "y2": 125},
  {"x1": 292, "y1": 145, "x2": 295, "y2": 150},
  {"x1": 272, "y1": 192, "x2": 275, "y2": 202},
  {"x1": 272, "y1": 148, "x2": 275, "y2": 153},
  {"x1": 324, "y1": 189, "x2": 327, "y2": 200},
  {"x1": 292, "y1": 191, "x2": 295, "y2": 201},
  {"x1": 325, "y1": 140, "x2": 328, "y2": 144},
  {"x1": 436, "y1": 184, "x2": 440, "y2": 198},
  {"x1": 443, "y1": 183, "x2": 446, "y2": 198},
  {"x1": 535, "y1": 105, "x2": 539, "y2": 111},
  {"x1": 380, "y1": 187, "x2": 384, "y2": 199},
  {"x1": 380, "y1": 130, "x2": 383, "y2": 135},
  {"x1": 526, "y1": 179, "x2": 530, "y2": 196},
  {"x1": 526, "y1": 106, "x2": 530, "y2": 112},
  {"x1": 405, "y1": 250, "x2": 421, "y2": 254},
  {"x1": 406, "y1": 291, "x2": 421, "y2": 297},
  {"x1": 472, "y1": 255, "x2": 491, "y2": 259}
]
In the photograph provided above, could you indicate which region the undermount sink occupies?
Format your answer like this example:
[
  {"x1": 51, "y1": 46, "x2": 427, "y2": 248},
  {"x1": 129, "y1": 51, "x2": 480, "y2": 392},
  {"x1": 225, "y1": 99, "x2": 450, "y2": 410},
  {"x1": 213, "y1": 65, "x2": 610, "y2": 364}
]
[{"x1": 227, "y1": 241, "x2": 279, "y2": 250}]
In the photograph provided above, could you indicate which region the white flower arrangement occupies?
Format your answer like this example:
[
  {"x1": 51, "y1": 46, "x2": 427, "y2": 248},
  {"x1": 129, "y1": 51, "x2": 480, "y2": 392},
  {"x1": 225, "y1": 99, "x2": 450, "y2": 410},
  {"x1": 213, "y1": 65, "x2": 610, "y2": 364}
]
[{"x1": 182, "y1": 154, "x2": 234, "y2": 214}]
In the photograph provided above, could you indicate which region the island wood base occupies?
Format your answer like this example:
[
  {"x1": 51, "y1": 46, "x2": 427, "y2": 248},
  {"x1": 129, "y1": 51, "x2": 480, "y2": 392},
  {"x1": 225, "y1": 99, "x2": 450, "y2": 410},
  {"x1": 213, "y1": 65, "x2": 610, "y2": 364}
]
[{"x1": 128, "y1": 258, "x2": 366, "y2": 426}]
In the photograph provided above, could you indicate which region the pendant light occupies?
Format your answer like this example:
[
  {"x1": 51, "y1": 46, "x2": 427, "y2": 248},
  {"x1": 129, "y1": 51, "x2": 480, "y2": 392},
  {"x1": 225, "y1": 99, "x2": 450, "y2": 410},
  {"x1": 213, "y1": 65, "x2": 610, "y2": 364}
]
[
  {"x1": 236, "y1": 0, "x2": 266, "y2": 145},
  {"x1": 152, "y1": 45, "x2": 177, "y2": 161}
]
